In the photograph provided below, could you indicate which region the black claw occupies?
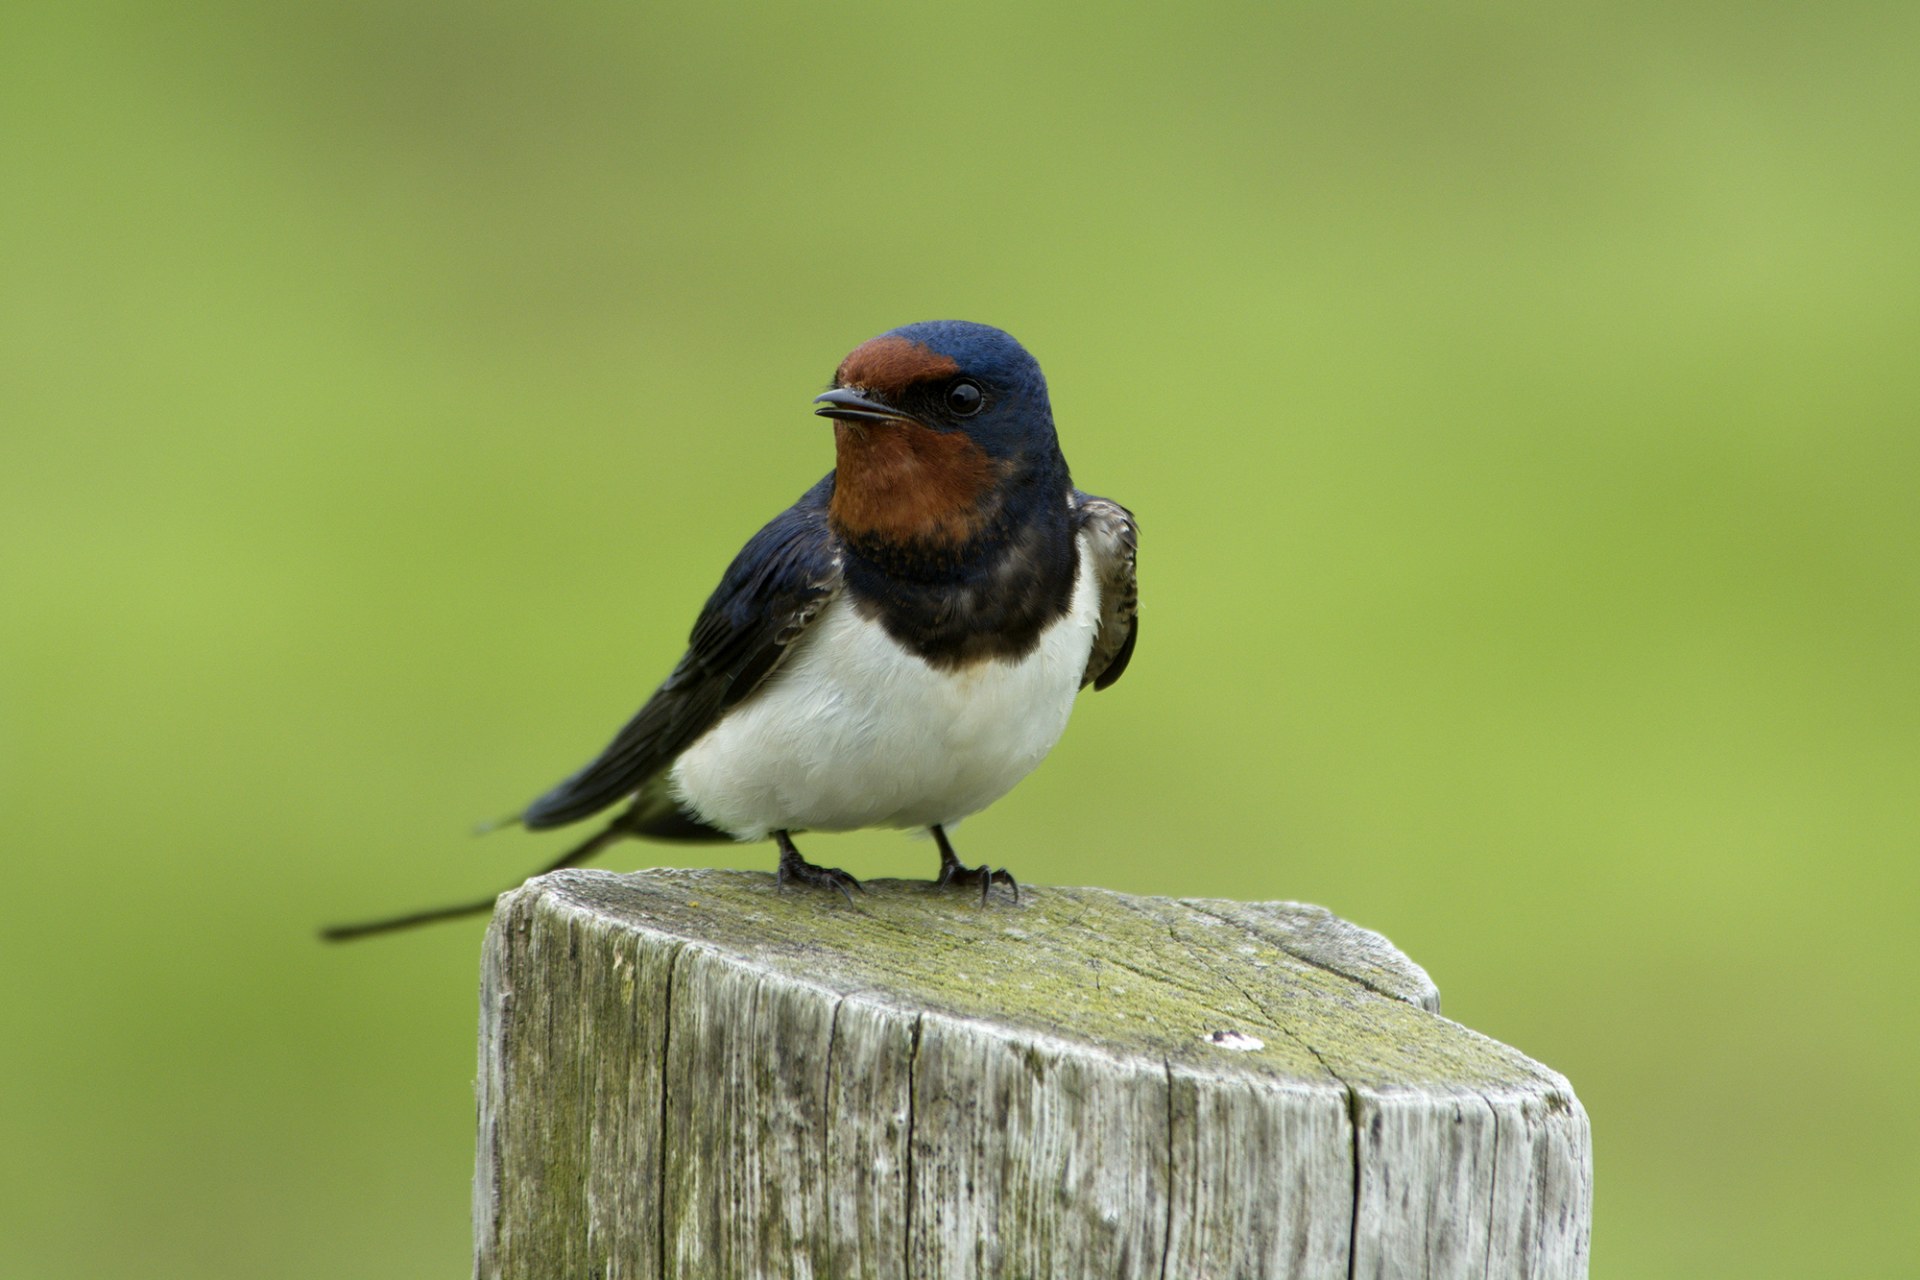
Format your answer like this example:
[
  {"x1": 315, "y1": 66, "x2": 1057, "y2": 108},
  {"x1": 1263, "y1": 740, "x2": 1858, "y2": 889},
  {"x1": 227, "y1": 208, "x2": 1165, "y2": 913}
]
[
  {"x1": 774, "y1": 831, "x2": 862, "y2": 904},
  {"x1": 777, "y1": 860, "x2": 862, "y2": 904},
  {"x1": 933, "y1": 860, "x2": 1018, "y2": 906},
  {"x1": 929, "y1": 825, "x2": 1018, "y2": 906}
]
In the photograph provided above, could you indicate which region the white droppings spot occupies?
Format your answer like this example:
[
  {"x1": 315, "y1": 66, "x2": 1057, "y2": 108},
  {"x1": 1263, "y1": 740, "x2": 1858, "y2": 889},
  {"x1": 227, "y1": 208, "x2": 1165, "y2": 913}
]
[{"x1": 1203, "y1": 1029, "x2": 1264, "y2": 1052}]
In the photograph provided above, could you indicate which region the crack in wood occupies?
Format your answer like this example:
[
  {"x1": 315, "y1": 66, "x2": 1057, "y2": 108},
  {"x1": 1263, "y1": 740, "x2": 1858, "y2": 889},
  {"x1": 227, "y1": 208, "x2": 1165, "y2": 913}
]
[
  {"x1": 654, "y1": 941, "x2": 680, "y2": 1280},
  {"x1": 903, "y1": 1013, "x2": 923, "y2": 1280},
  {"x1": 474, "y1": 869, "x2": 1589, "y2": 1279}
]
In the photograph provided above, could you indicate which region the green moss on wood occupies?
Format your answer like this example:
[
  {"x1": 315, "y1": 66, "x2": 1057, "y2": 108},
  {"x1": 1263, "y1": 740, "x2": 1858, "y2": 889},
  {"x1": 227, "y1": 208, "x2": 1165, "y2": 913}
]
[
  {"x1": 499, "y1": 868, "x2": 1560, "y2": 1096},
  {"x1": 478, "y1": 867, "x2": 1591, "y2": 1278}
]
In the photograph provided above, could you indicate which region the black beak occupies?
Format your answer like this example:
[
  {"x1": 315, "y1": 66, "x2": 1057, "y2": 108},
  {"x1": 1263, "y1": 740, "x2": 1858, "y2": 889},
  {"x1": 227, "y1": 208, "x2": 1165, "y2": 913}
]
[{"x1": 813, "y1": 388, "x2": 915, "y2": 424}]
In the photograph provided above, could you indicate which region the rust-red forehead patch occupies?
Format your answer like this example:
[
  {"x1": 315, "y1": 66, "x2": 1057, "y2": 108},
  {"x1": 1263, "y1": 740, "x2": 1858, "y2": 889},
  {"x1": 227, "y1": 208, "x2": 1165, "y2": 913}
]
[{"x1": 835, "y1": 336, "x2": 959, "y2": 398}]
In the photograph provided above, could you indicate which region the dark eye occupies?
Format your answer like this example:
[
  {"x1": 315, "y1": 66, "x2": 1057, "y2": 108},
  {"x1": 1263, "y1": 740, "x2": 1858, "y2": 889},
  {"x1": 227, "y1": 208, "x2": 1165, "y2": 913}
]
[{"x1": 946, "y1": 380, "x2": 983, "y2": 416}]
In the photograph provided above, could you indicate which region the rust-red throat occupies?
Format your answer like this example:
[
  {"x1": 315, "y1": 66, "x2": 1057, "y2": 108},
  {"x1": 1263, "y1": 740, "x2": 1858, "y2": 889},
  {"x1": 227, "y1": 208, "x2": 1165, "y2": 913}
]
[{"x1": 827, "y1": 337, "x2": 999, "y2": 547}]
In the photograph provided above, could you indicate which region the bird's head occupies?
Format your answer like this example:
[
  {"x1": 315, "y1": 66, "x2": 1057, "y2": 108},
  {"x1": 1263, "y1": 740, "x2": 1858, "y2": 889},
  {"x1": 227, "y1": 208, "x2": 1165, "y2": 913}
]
[{"x1": 815, "y1": 321, "x2": 1063, "y2": 552}]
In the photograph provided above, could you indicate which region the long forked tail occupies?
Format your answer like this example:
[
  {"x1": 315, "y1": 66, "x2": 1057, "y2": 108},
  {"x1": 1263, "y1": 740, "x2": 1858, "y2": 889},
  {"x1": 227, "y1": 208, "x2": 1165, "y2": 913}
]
[{"x1": 318, "y1": 819, "x2": 630, "y2": 942}]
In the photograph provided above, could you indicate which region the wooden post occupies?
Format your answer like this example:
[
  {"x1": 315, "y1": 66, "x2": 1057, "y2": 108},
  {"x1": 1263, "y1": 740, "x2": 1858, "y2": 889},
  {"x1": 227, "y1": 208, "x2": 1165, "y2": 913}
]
[{"x1": 474, "y1": 868, "x2": 1590, "y2": 1279}]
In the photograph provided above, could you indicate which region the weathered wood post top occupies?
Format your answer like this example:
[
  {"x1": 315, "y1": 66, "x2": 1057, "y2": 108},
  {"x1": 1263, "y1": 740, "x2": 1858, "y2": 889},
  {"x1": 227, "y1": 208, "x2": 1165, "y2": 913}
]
[{"x1": 475, "y1": 868, "x2": 1591, "y2": 1279}]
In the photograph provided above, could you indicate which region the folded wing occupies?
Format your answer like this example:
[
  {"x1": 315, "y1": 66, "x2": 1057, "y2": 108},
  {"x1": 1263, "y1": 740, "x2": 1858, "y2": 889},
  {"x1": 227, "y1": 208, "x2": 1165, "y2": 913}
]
[
  {"x1": 1072, "y1": 492, "x2": 1139, "y2": 691},
  {"x1": 521, "y1": 482, "x2": 844, "y2": 830}
]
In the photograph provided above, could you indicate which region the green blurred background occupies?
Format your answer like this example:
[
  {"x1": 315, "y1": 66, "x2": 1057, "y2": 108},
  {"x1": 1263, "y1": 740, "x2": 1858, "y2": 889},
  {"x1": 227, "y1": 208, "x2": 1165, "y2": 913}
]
[{"x1": 4, "y1": 2, "x2": 1915, "y2": 1276}]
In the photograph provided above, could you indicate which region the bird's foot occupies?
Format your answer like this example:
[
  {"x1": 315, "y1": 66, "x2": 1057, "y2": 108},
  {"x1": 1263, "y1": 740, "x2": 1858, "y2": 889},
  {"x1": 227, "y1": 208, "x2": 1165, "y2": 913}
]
[
  {"x1": 774, "y1": 832, "x2": 863, "y2": 905},
  {"x1": 934, "y1": 859, "x2": 1020, "y2": 906},
  {"x1": 928, "y1": 824, "x2": 1018, "y2": 906}
]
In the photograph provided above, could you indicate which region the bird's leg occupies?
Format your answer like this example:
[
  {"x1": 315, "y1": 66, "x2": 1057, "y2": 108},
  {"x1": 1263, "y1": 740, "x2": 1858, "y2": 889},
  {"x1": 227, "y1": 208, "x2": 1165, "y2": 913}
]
[
  {"x1": 773, "y1": 830, "x2": 862, "y2": 904},
  {"x1": 930, "y1": 824, "x2": 1018, "y2": 905}
]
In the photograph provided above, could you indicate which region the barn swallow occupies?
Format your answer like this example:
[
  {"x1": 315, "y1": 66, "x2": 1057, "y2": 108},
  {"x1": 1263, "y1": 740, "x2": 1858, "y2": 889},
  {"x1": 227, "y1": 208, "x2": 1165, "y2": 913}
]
[{"x1": 322, "y1": 321, "x2": 1137, "y2": 939}]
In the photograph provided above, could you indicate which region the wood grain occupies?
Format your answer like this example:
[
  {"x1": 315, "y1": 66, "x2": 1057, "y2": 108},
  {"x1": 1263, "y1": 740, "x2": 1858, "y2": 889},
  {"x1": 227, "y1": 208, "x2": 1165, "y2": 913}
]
[{"x1": 474, "y1": 868, "x2": 1590, "y2": 1279}]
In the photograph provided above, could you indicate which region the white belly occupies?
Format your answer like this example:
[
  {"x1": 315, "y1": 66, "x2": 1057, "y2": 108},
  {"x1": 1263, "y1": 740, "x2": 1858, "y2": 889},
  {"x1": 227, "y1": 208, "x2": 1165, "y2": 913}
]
[{"x1": 669, "y1": 537, "x2": 1103, "y2": 840}]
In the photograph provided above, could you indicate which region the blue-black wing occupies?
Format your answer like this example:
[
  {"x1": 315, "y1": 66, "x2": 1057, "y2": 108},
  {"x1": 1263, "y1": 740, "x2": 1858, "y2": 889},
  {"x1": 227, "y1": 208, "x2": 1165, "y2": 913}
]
[
  {"x1": 1072, "y1": 492, "x2": 1139, "y2": 691},
  {"x1": 520, "y1": 478, "x2": 843, "y2": 831}
]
